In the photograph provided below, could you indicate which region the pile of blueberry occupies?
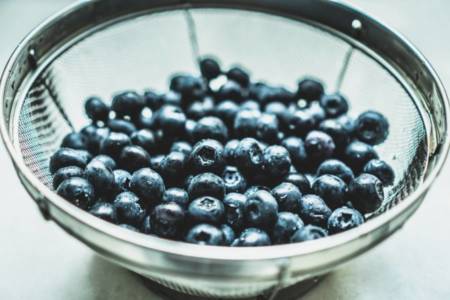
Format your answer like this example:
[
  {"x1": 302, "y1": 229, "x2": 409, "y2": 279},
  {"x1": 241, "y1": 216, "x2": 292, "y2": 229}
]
[{"x1": 49, "y1": 57, "x2": 394, "y2": 247}]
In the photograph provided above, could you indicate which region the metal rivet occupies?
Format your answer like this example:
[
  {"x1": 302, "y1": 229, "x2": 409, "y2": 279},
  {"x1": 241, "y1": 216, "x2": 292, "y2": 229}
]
[
  {"x1": 351, "y1": 19, "x2": 363, "y2": 37},
  {"x1": 28, "y1": 48, "x2": 38, "y2": 69}
]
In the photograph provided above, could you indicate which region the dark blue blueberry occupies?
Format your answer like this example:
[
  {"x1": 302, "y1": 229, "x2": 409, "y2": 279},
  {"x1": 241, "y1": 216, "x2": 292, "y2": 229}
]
[
  {"x1": 271, "y1": 182, "x2": 302, "y2": 214},
  {"x1": 85, "y1": 160, "x2": 115, "y2": 195},
  {"x1": 49, "y1": 147, "x2": 92, "y2": 174},
  {"x1": 134, "y1": 108, "x2": 155, "y2": 130},
  {"x1": 226, "y1": 66, "x2": 250, "y2": 87},
  {"x1": 160, "y1": 152, "x2": 187, "y2": 186},
  {"x1": 263, "y1": 145, "x2": 291, "y2": 180},
  {"x1": 130, "y1": 129, "x2": 156, "y2": 154},
  {"x1": 245, "y1": 190, "x2": 278, "y2": 229},
  {"x1": 91, "y1": 155, "x2": 116, "y2": 171},
  {"x1": 222, "y1": 166, "x2": 247, "y2": 194},
  {"x1": 155, "y1": 105, "x2": 186, "y2": 136},
  {"x1": 221, "y1": 224, "x2": 235, "y2": 245},
  {"x1": 170, "y1": 141, "x2": 192, "y2": 156},
  {"x1": 151, "y1": 202, "x2": 185, "y2": 239},
  {"x1": 349, "y1": 173, "x2": 384, "y2": 214},
  {"x1": 159, "y1": 91, "x2": 182, "y2": 107},
  {"x1": 143, "y1": 90, "x2": 163, "y2": 110},
  {"x1": 85, "y1": 96, "x2": 110, "y2": 122},
  {"x1": 337, "y1": 115, "x2": 355, "y2": 134},
  {"x1": 312, "y1": 175, "x2": 347, "y2": 209},
  {"x1": 170, "y1": 74, "x2": 206, "y2": 101},
  {"x1": 223, "y1": 139, "x2": 239, "y2": 164},
  {"x1": 284, "y1": 173, "x2": 311, "y2": 194},
  {"x1": 152, "y1": 129, "x2": 172, "y2": 154},
  {"x1": 119, "y1": 224, "x2": 140, "y2": 232},
  {"x1": 363, "y1": 159, "x2": 395, "y2": 186},
  {"x1": 56, "y1": 177, "x2": 95, "y2": 210},
  {"x1": 240, "y1": 100, "x2": 260, "y2": 111},
  {"x1": 187, "y1": 172, "x2": 225, "y2": 200},
  {"x1": 162, "y1": 188, "x2": 189, "y2": 208},
  {"x1": 317, "y1": 159, "x2": 354, "y2": 184},
  {"x1": 223, "y1": 192, "x2": 247, "y2": 231},
  {"x1": 107, "y1": 119, "x2": 137, "y2": 136},
  {"x1": 297, "y1": 78, "x2": 325, "y2": 101},
  {"x1": 290, "y1": 225, "x2": 328, "y2": 242},
  {"x1": 264, "y1": 102, "x2": 287, "y2": 119},
  {"x1": 327, "y1": 207, "x2": 364, "y2": 234},
  {"x1": 200, "y1": 57, "x2": 222, "y2": 80},
  {"x1": 188, "y1": 139, "x2": 225, "y2": 174},
  {"x1": 251, "y1": 84, "x2": 294, "y2": 106},
  {"x1": 80, "y1": 125, "x2": 109, "y2": 154},
  {"x1": 150, "y1": 155, "x2": 165, "y2": 173},
  {"x1": 354, "y1": 111, "x2": 389, "y2": 145},
  {"x1": 141, "y1": 215, "x2": 152, "y2": 234},
  {"x1": 304, "y1": 131, "x2": 335, "y2": 165},
  {"x1": 52, "y1": 166, "x2": 84, "y2": 190},
  {"x1": 61, "y1": 132, "x2": 87, "y2": 150},
  {"x1": 185, "y1": 224, "x2": 224, "y2": 245},
  {"x1": 231, "y1": 228, "x2": 271, "y2": 247},
  {"x1": 344, "y1": 141, "x2": 379, "y2": 173},
  {"x1": 118, "y1": 145, "x2": 151, "y2": 173},
  {"x1": 216, "y1": 80, "x2": 243, "y2": 101},
  {"x1": 129, "y1": 168, "x2": 165, "y2": 208},
  {"x1": 244, "y1": 185, "x2": 271, "y2": 198},
  {"x1": 89, "y1": 202, "x2": 117, "y2": 223},
  {"x1": 281, "y1": 137, "x2": 307, "y2": 171},
  {"x1": 233, "y1": 109, "x2": 261, "y2": 138},
  {"x1": 305, "y1": 101, "x2": 326, "y2": 124},
  {"x1": 193, "y1": 116, "x2": 228, "y2": 143},
  {"x1": 288, "y1": 110, "x2": 316, "y2": 136},
  {"x1": 319, "y1": 119, "x2": 352, "y2": 150},
  {"x1": 113, "y1": 169, "x2": 131, "y2": 194},
  {"x1": 111, "y1": 91, "x2": 145, "y2": 118},
  {"x1": 188, "y1": 196, "x2": 225, "y2": 224},
  {"x1": 186, "y1": 97, "x2": 214, "y2": 120},
  {"x1": 234, "y1": 138, "x2": 264, "y2": 176},
  {"x1": 256, "y1": 113, "x2": 279, "y2": 143},
  {"x1": 319, "y1": 93, "x2": 349, "y2": 118},
  {"x1": 298, "y1": 194, "x2": 332, "y2": 227},
  {"x1": 271, "y1": 212, "x2": 304, "y2": 244},
  {"x1": 99, "y1": 132, "x2": 131, "y2": 160},
  {"x1": 214, "y1": 100, "x2": 239, "y2": 128}
]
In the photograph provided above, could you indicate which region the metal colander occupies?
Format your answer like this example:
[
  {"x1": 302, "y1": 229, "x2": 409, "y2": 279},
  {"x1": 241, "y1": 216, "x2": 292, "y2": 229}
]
[{"x1": 1, "y1": 0, "x2": 449, "y2": 299}]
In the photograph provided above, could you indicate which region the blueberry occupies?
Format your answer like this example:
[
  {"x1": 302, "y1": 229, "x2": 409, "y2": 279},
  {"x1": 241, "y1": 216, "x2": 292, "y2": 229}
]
[
  {"x1": 99, "y1": 132, "x2": 131, "y2": 160},
  {"x1": 344, "y1": 141, "x2": 379, "y2": 173},
  {"x1": 61, "y1": 132, "x2": 87, "y2": 150},
  {"x1": 52, "y1": 166, "x2": 84, "y2": 190},
  {"x1": 129, "y1": 168, "x2": 165, "y2": 208},
  {"x1": 317, "y1": 159, "x2": 354, "y2": 184},
  {"x1": 85, "y1": 96, "x2": 110, "y2": 122},
  {"x1": 119, "y1": 224, "x2": 140, "y2": 232},
  {"x1": 354, "y1": 111, "x2": 389, "y2": 145},
  {"x1": 80, "y1": 125, "x2": 109, "y2": 154},
  {"x1": 319, "y1": 93, "x2": 349, "y2": 118},
  {"x1": 91, "y1": 155, "x2": 116, "y2": 171},
  {"x1": 271, "y1": 212, "x2": 304, "y2": 244},
  {"x1": 284, "y1": 173, "x2": 311, "y2": 194},
  {"x1": 150, "y1": 155, "x2": 165, "y2": 173},
  {"x1": 221, "y1": 224, "x2": 236, "y2": 245},
  {"x1": 193, "y1": 116, "x2": 228, "y2": 143},
  {"x1": 223, "y1": 192, "x2": 247, "y2": 231},
  {"x1": 151, "y1": 202, "x2": 185, "y2": 239},
  {"x1": 245, "y1": 190, "x2": 278, "y2": 229},
  {"x1": 107, "y1": 119, "x2": 137, "y2": 136},
  {"x1": 200, "y1": 57, "x2": 222, "y2": 80},
  {"x1": 56, "y1": 177, "x2": 95, "y2": 210},
  {"x1": 160, "y1": 152, "x2": 187, "y2": 186},
  {"x1": 319, "y1": 119, "x2": 352, "y2": 150},
  {"x1": 263, "y1": 145, "x2": 291, "y2": 180},
  {"x1": 251, "y1": 84, "x2": 294, "y2": 106},
  {"x1": 222, "y1": 166, "x2": 247, "y2": 194},
  {"x1": 112, "y1": 169, "x2": 131, "y2": 194},
  {"x1": 188, "y1": 196, "x2": 225, "y2": 224},
  {"x1": 156, "y1": 105, "x2": 186, "y2": 136},
  {"x1": 141, "y1": 215, "x2": 152, "y2": 234},
  {"x1": 312, "y1": 175, "x2": 347, "y2": 209},
  {"x1": 187, "y1": 172, "x2": 225, "y2": 200},
  {"x1": 264, "y1": 102, "x2": 287, "y2": 119},
  {"x1": 223, "y1": 139, "x2": 239, "y2": 164},
  {"x1": 231, "y1": 228, "x2": 271, "y2": 247},
  {"x1": 185, "y1": 224, "x2": 224, "y2": 245},
  {"x1": 134, "y1": 107, "x2": 154, "y2": 130},
  {"x1": 256, "y1": 113, "x2": 279, "y2": 143},
  {"x1": 130, "y1": 129, "x2": 156, "y2": 154},
  {"x1": 244, "y1": 185, "x2": 271, "y2": 198},
  {"x1": 49, "y1": 147, "x2": 92, "y2": 174},
  {"x1": 327, "y1": 207, "x2": 364, "y2": 234},
  {"x1": 85, "y1": 160, "x2": 115, "y2": 195},
  {"x1": 305, "y1": 101, "x2": 326, "y2": 124},
  {"x1": 290, "y1": 225, "x2": 328, "y2": 242},
  {"x1": 226, "y1": 66, "x2": 250, "y2": 87},
  {"x1": 348, "y1": 173, "x2": 384, "y2": 214},
  {"x1": 186, "y1": 120, "x2": 199, "y2": 142},
  {"x1": 297, "y1": 78, "x2": 325, "y2": 101},
  {"x1": 111, "y1": 91, "x2": 145, "y2": 118},
  {"x1": 170, "y1": 141, "x2": 192, "y2": 156},
  {"x1": 288, "y1": 110, "x2": 316, "y2": 136},
  {"x1": 363, "y1": 159, "x2": 395, "y2": 186},
  {"x1": 214, "y1": 100, "x2": 239, "y2": 128},
  {"x1": 298, "y1": 194, "x2": 332, "y2": 227},
  {"x1": 89, "y1": 202, "x2": 117, "y2": 223},
  {"x1": 304, "y1": 131, "x2": 335, "y2": 165},
  {"x1": 160, "y1": 91, "x2": 182, "y2": 106},
  {"x1": 143, "y1": 90, "x2": 163, "y2": 110},
  {"x1": 234, "y1": 138, "x2": 264, "y2": 176},
  {"x1": 170, "y1": 74, "x2": 206, "y2": 101},
  {"x1": 186, "y1": 98, "x2": 214, "y2": 120},
  {"x1": 188, "y1": 139, "x2": 225, "y2": 174},
  {"x1": 281, "y1": 137, "x2": 307, "y2": 171},
  {"x1": 216, "y1": 80, "x2": 243, "y2": 101},
  {"x1": 337, "y1": 115, "x2": 355, "y2": 134},
  {"x1": 271, "y1": 182, "x2": 302, "y2": 213},
  {"x1": 119, "y1": 145, "x2": 151, "y2": 172},
  {"x1": 162, "y1": 188, "x2": 189, "y2": 208},
  {"x1": 233, "y1": 109, "x2": 261, "y2": 138},
  {"x1": 240, "y1": 100, "x2": 260, "y2": 111}
]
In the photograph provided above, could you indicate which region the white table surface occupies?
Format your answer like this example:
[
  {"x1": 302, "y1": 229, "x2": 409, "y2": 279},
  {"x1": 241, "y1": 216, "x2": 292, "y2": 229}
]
[{"x1": 1, "y1": 1, "x2": 450, "y2": 299}]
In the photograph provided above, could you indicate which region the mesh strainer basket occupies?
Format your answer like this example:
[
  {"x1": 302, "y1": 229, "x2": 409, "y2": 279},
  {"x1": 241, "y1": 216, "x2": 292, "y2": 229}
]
[{"x1": 1, "y1": 0, "x2": 449, "y2": 299}]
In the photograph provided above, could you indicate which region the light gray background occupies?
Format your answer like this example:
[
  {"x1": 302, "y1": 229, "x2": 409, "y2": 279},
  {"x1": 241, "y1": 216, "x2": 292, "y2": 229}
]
[{"x1": 1, "y1": 1, "x2": 450, "y2": 299}]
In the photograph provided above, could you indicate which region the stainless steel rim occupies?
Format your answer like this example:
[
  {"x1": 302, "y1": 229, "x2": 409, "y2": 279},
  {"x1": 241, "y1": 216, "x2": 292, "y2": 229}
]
[{"x1": 1, "y1": 0, "x2": 449, "y2": 264}]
